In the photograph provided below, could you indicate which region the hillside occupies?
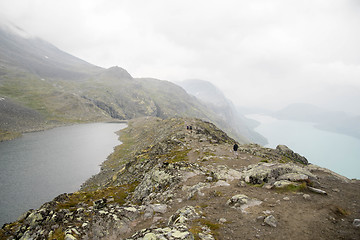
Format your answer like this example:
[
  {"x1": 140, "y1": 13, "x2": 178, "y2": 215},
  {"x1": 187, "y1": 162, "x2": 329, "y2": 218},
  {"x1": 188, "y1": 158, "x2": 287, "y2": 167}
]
[
  {"x1": 177, "y1": 79, "x2": 267, "y2": 145},
  {"x1": 1, "y1": 117, "x2": 359, "y2": 239},
  {"x1": 0, "y1": 24, "x2": 254, "y2": 144}
]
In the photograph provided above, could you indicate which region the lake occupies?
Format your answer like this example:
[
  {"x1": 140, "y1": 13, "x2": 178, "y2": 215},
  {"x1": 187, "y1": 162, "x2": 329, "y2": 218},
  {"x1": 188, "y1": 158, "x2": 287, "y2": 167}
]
[
  {"x1": 0, "y1": 122, "x2": 126, "y2": 226},
  {"x1": 246, "y1": 114, "x2": 360, "y2": 180}
]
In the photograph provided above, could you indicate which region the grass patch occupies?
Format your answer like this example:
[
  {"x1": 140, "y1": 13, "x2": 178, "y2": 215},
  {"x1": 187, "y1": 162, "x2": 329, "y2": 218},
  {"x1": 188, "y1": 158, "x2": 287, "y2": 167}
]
[
  {"x1": 190, "y1": 218, "x2": 221, "y2": 239},
  {"x1": 56, "y1": 182, "x2": 139, "y2": 211},
  {"x1": 164, "y1": 148, "x2": 191, "y2": 163},
  {"x1": 331, "y1": 206, "x2": 350, "y2": 216},
  {"x1": 253, "y1": 182, "x2": 265, "y2": 188},
  {"x1": 48, "y1": 227, "x2": 65, "y2": 240},
  {"x1": 279, "y1": 156, "x2": 292, "y2": 164},
  {"x1": 276, "y1": 182, "x2": 307, "y2": 193},
  {"x1": 0, "y1": 130, "x2": 22, "y2": 142}
]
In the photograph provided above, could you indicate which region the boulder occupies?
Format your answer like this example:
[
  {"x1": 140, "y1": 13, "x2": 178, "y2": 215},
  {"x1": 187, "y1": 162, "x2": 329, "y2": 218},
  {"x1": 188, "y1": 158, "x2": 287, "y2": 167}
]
[
  {"x1": 226, "y1": 194, "x2": 249, "y2": 207},
  {"x1": 353, "y1": 219, "x2": 360, "y2": 228},
  {"x1": 264, "y1": 215, "x2": 277, "y2": 227}
]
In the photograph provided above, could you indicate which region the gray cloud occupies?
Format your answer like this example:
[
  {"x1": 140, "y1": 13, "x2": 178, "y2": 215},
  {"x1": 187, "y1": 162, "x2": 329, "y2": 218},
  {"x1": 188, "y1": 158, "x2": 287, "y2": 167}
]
[{"x1": 0, "y1": 0, "x2": 359, "y2": 113}]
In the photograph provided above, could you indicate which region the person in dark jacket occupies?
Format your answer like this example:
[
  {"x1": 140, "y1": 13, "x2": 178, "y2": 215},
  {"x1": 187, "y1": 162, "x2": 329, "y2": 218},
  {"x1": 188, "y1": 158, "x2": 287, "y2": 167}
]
[
  {"x1": 233, "y1": 143, "x2": 239, "y2": 157},
  {"x1": 233, "y1": 143, "x2": 239, "y2": 151}
]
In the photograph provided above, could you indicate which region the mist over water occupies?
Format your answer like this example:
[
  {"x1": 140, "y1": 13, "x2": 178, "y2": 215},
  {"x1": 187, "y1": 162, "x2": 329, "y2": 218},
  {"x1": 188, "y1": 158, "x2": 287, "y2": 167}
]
[
  {"x1": 247, "y1": 114, "x2": 360, "y2": 180},
  {"x1": 0, "y1": 123, "x2": 126, "y2": 226}
]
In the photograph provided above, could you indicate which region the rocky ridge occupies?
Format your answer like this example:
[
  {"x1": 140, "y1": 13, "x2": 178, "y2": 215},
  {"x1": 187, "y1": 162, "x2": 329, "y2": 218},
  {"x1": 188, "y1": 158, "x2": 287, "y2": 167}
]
[{"x1": 1, "y1": 117, "x2": 359, "y2": 240}]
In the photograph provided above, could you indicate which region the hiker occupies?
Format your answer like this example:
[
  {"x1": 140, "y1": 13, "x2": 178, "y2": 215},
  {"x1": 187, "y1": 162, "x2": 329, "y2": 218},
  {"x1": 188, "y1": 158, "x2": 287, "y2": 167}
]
[{"x1": 233, "y1": 143, "x2": 239, "y2": 157}]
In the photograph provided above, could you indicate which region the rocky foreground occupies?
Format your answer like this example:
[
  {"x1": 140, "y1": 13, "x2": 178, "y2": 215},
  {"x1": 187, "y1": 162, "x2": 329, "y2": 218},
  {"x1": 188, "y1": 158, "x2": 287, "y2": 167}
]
[{"x1": 1, "y1": 117, "x2": 359, "y2": 240}]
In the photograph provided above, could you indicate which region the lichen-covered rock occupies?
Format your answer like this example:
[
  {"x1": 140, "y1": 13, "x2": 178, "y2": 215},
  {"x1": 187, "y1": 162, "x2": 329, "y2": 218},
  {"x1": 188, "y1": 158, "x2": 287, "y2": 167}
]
[
  {"x1": 127, "y1": 225, "x2": 194, "y2": 240},
  {"x1": 241, "y1": 162, "x2": 316, "y2": 185},
  {"x1": 168, "y1": 206, "x2": 201, "y2": 226},
  {"x1": 226, "y1": 194, "x2": 250, "y2": 207},
  {"x1": 273, "y1": 180, "x2": 296, "y2": 189}
]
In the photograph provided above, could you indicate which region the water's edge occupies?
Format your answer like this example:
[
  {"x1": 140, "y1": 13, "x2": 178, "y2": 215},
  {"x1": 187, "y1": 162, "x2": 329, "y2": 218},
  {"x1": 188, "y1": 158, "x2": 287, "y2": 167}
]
[{"x1": 0, "y1": 122, "x2": 127, "y2": 226}]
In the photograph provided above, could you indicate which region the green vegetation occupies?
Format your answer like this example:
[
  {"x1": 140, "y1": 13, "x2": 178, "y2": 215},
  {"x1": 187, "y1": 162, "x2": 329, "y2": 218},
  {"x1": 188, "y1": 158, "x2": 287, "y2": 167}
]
[
  {"x1": 276, "y1": 182, "x2": 308, "y2": 193},
  {"x1": 331, "y1": 206, "x2": 350, "y2": 216},
  {"x1": 56, "y1": 182, "x2": 139, "y2": 211},
  {"x1": 279, "y1": 156, "x2": 292, "y2": 164},
  {"x1": 0, "y1": 130, "x2": 21, "y2": 142},
  {"x1": 189, "y1": 218, "x2": 221, "y2": 240},
  {"x1": 164, "y1": 148, "x2": 191, "y2": 163},
  {"x1": 48, "y1": 228, "x2": 65, "y2": 240}
]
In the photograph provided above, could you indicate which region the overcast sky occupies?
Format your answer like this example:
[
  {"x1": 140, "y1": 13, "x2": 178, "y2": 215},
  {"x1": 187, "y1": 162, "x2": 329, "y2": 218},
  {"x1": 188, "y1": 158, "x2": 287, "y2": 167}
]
[{"x1": 0, "y1": 0, "x2": 360, "y2": 113}]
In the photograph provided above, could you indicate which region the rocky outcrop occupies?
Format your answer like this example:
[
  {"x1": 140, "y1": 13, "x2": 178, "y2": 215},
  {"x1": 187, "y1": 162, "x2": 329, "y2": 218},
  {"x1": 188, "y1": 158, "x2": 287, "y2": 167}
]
[{"x1": 240, "y1": 162, "x2": 317, "y2": 188}]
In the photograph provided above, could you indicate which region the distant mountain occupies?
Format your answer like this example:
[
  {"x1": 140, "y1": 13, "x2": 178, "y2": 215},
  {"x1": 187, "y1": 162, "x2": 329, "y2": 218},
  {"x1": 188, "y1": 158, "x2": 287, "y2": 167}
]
[
  {"x1": 176, "y1": 79, "x2": 267, "y2": 145},
  {"x1": 0, "y1": 23, "x2": 254, "y2": 143},
  {"x1": 0, "y1": 24, "x2": 101, "y2": 80},
  {"x1": 273, "y1": 103, "x2": 360, "y2": 140}
]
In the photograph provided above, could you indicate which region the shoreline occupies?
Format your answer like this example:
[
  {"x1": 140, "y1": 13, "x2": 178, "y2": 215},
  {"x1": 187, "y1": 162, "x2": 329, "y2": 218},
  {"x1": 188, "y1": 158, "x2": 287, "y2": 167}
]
[{"x1": 0, "y1": 118, "x2": 129, "y2": 142}]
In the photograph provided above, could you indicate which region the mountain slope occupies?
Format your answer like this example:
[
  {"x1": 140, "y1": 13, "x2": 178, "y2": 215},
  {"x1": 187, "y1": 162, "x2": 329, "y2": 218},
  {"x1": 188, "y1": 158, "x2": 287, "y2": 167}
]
[
  {"x1": 177, "y1": 79, "x2": 267, "y2": 145},
  {"x1": 0, "y1": 23, "x2": 252, "y2": 143},
  {"x1": 0, "y1": 24, "x2": 101, "y2": 80}
]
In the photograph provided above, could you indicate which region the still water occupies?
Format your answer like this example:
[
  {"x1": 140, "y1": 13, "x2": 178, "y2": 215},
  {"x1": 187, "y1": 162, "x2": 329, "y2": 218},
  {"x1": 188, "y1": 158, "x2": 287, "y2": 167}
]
[
  {"x1": 0, "y1": 122, "x2": 126, "y2": 226},
  {"x1": 247, "y1": 114, "x2": 360, "y2": 180}
]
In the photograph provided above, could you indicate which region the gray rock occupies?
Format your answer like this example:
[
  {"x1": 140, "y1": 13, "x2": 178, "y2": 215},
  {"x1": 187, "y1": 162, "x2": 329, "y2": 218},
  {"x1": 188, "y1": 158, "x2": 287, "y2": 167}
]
[
  {"x1": 308, "y1": 186, "x2": 327, "y2": 195},
  {"x1": 151, "y1": 204, "x2": 168, "y2": 214},
  {"x1": 240, "y1": 162, "x2": 315, "y2": 185},
  {"x1": 264, "y1": 215, "x2": 277, "y2": 227},
  {"x1": 353, "y1": 219, "x2": 360, "y2": 228},
  {"x1": 65, "y1": 234, "x2": 77, "y2": 240},
  {"x1": 168, "y1": 206, "x2": 201, "y2": 226},
  {"x1": 143, "y1": 232, "x2": 157, "y2": 240},
  {"x1": 226, "y1": 194, "x2": 249, "y2": 207},
  {"x1": 27, "y1": 212, "x2": 43, "y2": 227},
  {"x1": 199, "y1": 232, "x2": 215, "y2": 240},
  {"x1": 303, "y1": 194, "x2": 311, "y2": 200}
]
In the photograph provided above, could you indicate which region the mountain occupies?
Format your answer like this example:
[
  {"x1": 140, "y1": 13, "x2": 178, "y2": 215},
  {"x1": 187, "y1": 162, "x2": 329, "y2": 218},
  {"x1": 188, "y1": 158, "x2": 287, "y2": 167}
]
[
  {"x1": 1, "y1": 117, "x2": 359, "y2": 239},
  {"x1": 0, "y1": 23, "x2": 101, "y2": 80},
  {"x1": 176, "y1": 79, "x2": 267, "y2": 145},
  {"x1": 0, "y1": 23, "x2": 254, "y2": 144},
  {"x1": 273, "y1": 103, "x2": 360, "y2": 140}
]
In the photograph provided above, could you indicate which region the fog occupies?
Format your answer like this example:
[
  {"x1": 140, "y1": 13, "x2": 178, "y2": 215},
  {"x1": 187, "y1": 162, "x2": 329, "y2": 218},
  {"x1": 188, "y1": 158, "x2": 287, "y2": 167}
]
[{"x1": 0, "y1": 0, "x2": 359, "y2": 114}]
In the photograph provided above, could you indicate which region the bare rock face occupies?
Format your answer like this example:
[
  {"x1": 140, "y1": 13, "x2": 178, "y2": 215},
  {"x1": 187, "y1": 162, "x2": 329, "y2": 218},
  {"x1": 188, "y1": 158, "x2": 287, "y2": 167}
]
[{"x1": 276, "y1": 145, "x2": 308, "y2": 165}]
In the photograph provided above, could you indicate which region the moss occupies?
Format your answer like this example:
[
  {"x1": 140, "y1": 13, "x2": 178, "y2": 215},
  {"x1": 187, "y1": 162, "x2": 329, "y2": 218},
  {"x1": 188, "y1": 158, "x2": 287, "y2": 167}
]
[
  {"x1": 56, "y1": 182, "x2": 139, "y2": 210},
  {"x1": 277, "y1": 182, "x2": 307, "y2": 193},
  {"x1": 164, "y1": 148, "x2": 191, "y2": 163},
  {"x1": 190, "y1": 218, "x2": 221, "y2": 239},
  {"x1": 48, "y1": 227, "x2": 65, "y2": 240},
  {"x1": 279, "y1": 156, "x2": 292, "y2": 164},
  {"x1": 189, "y1": 225, "x2": 202, "y2": 240},
  {"x1": 210, "y1": 190, "x2": 223, "y2": 197}
]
